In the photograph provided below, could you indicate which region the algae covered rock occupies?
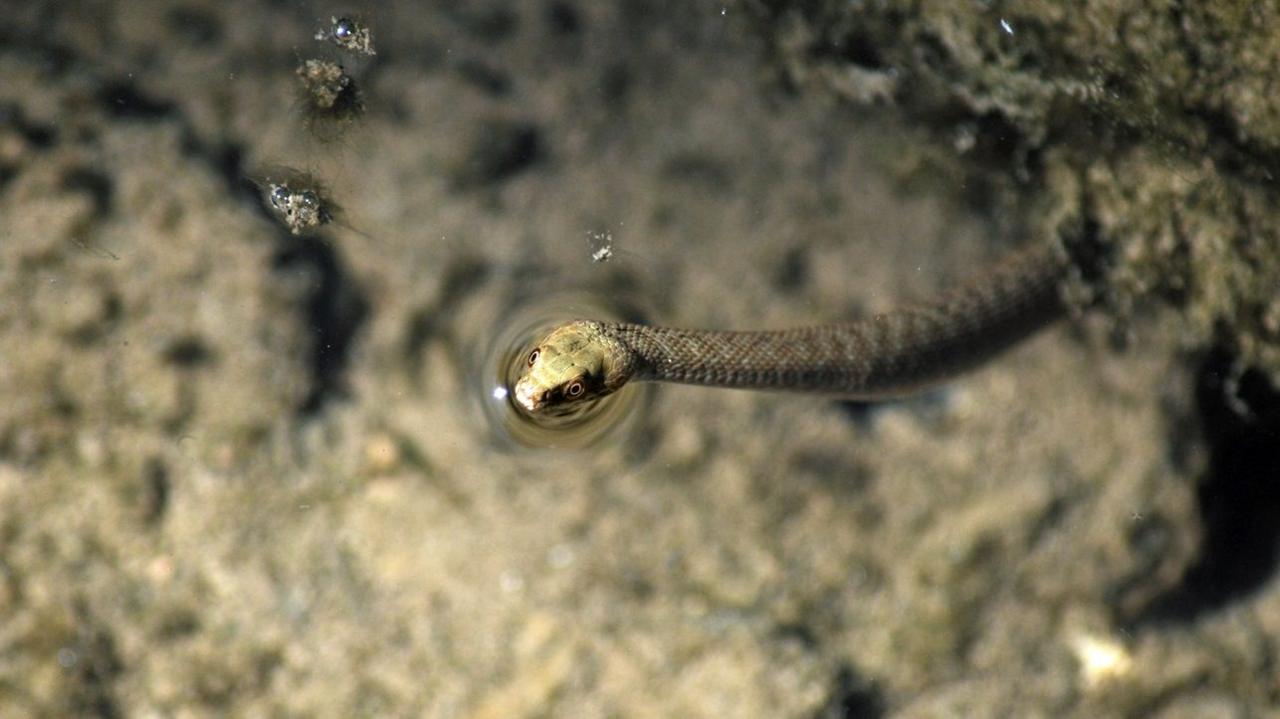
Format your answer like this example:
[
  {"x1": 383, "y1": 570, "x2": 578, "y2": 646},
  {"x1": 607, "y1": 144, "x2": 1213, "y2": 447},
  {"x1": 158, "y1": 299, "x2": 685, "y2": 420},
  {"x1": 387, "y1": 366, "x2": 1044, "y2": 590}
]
[{"x1": 740, "y1": 0, "x2": 1280, "y2": 383}]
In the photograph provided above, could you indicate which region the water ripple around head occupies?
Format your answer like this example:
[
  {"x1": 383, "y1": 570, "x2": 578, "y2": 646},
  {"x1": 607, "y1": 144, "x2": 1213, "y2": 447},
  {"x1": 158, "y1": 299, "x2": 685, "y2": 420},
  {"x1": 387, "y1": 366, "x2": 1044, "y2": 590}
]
[{"x1": 473, "y1": 291, "x2": 648, "y2": 450}]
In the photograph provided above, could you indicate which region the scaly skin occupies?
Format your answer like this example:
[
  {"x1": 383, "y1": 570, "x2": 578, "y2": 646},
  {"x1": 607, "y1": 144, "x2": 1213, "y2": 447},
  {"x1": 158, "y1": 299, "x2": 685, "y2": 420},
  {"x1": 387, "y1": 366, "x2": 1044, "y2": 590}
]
[{"x1": 513, "y1": 242, "x2": 1067, "y2": 414}]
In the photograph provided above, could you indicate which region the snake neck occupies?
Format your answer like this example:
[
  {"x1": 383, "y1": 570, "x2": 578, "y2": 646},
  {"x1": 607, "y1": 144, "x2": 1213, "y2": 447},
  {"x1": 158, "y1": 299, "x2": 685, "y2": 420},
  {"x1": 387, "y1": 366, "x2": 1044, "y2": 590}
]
[
  {"x1": 594, "y1": 242, "x2": 1069, "y2": 398},
  {"x1": 577, "y1": 320, "x2": 645, "y2": 392}
]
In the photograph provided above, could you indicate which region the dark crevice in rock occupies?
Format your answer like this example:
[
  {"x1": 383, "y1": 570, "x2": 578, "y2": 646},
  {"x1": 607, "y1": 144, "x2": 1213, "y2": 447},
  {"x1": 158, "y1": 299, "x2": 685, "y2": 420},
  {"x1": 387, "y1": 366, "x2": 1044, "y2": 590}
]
[
  {"x1": 142, "y1": 457, "x2": 170, "y2": 525},
  {"x1": 163, "y1": 336, "x2": 216, "y2": 368},
  {"x1": 0, "y1": 101, "x2": 58, "y2": 148},
  {"x1": 1187, "y1": 105, "x2": 1280, "y2": 184},
  {"x1": 0, "y1": 32, "x2": 75, "y2": 78},
  {"x1": 1134, "y1": 348, "x2": 1280, "y2": 625},
  {"x1": 813, "y1": 664, "x2": 886, "y2": 719},
  {"x1": 97, "y1": 80, "x2": 176, "y2": 120},
  {"x1": 68, "y1": 606, "x2": 125, "y2": 719},
  {"x1": 772, "y1": 245, "x2": 810, "y2": 293},
  {"x1": 546, "y1": 1, "x2": 582, "y2": 35},
  {"x1": 60, "y1": 166, "x2": 114, "y2": 218}
]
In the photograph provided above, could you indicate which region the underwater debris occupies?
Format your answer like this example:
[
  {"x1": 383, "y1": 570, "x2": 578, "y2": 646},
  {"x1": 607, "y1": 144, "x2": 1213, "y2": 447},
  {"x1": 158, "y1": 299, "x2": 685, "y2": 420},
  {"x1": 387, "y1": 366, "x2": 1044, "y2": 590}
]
[
  {"x1": 315, "y1": 16, "x2": 375, "y2": 56},
  {"x1": 264, "y1": 178, "x2": 334, "y2": 235},
  {"x1": 296, "y1": 58, "x2": 363, "y2": 116},
  {"x1": 588, "y1": 230, "x2": 614, "y2": 263},
  {"x1": 296, "y1": 58, "x2": 363, "y2": 112}
]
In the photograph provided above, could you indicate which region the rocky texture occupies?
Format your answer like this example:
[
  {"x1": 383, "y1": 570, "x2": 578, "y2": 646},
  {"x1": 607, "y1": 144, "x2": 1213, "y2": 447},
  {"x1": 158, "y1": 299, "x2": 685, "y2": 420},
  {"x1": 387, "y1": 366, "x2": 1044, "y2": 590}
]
[
  {"x1": 741, "y1": 0, "x2": 1280, "y2": 385},
  {"x1": 0, "y1": 1, "x2": 1276, "y2": 716}
]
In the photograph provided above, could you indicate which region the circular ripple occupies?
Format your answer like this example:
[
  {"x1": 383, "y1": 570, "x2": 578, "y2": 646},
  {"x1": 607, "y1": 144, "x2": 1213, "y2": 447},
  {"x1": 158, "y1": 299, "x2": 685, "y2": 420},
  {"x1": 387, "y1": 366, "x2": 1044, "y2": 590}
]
[{"x1": 472, "y1": 291, "x2": 648, "y2": 450}]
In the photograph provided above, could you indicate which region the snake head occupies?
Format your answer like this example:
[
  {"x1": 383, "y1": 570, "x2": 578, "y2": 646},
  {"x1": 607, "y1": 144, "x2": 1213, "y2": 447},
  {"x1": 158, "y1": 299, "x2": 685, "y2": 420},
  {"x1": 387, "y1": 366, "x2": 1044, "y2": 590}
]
[{"x1": 513, "y1": 320, "x2": 616, "y2": 414}]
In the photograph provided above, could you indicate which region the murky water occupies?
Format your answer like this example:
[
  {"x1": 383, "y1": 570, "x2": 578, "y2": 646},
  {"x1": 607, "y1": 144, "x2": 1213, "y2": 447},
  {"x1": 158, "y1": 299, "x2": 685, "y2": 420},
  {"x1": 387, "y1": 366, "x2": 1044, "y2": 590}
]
[{"x1": 3, "y1": 1, "x2": 1279, "y2": 716}]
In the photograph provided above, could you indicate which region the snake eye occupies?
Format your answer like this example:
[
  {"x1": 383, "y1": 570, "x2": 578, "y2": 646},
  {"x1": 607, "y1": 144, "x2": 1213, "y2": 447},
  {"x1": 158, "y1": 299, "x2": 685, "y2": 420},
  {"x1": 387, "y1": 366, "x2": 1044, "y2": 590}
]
[
  {"x1": 565, "y1": 380, "x2": 584, "y2": 398},
  {"x1": 527, "y1": 348, "x2": 540, "y2": 367},
  {"x1": 333, "y1": 18, "x2": 355, "y2": 40}
]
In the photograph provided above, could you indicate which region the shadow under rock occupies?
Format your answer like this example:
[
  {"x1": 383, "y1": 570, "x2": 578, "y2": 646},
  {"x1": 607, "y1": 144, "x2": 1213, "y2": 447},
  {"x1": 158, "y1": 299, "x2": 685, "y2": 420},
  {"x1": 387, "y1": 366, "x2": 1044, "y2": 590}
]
[
  {"x1": 182, "y1": 130, "x2": 372, "y2": 419},
  {"x1": 272, "y1": 234, "x2": 370, "y2": 416},
  {"x1": 1133, "y1": 347, "x2": 1280, "y2": 625},
  {"x1": 813, "y1": 664, "x2": 886, "y2": 719}
]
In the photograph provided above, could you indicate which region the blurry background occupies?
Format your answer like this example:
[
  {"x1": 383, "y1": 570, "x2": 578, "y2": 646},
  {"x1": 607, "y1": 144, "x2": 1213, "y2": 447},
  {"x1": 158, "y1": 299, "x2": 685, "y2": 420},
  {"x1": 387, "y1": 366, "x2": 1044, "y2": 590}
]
[{"x1": 1, "y1": 1, "x2": 1277, "y2": 716}]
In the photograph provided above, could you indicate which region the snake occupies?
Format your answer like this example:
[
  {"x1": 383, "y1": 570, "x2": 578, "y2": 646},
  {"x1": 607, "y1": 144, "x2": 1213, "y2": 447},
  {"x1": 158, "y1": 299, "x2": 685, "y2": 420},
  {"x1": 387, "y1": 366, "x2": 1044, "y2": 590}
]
[{"x1": 512, "y1": 242, "x2": 1069, "y2": 414}]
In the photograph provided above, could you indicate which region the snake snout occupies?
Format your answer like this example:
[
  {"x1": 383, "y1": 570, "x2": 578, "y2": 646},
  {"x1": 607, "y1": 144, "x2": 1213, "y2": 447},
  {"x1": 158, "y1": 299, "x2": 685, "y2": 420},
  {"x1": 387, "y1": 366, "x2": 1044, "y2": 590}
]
[{"x1": 513, "y1": 378, "x2": 544, "y2": 413}]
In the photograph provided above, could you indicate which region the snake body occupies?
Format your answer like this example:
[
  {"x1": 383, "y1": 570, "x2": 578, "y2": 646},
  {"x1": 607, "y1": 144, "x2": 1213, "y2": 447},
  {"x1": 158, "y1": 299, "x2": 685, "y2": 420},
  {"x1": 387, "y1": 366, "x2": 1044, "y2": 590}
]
[{"x1": 513, "y1": 243, "x2": 1068, "y2": 413}]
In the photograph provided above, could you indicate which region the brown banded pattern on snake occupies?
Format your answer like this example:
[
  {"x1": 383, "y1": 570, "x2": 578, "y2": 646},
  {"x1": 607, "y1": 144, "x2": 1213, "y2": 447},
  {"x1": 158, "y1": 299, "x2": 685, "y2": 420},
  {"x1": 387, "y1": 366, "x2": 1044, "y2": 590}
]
[{"x1": 513, "y1": 242, "x2": 1068, "y2": 414}]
